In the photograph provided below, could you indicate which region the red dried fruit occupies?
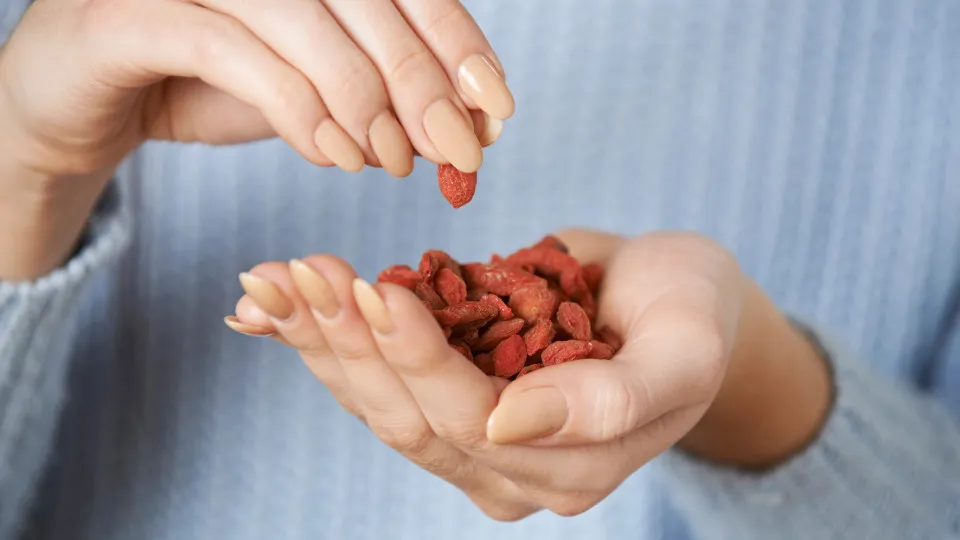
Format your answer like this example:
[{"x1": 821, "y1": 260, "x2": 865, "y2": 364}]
[
  {"x1": 516, "y1": 363, "x2": 544, "y2": 378},
  {"x1": 477, "y1": 265, "x2": 547, "y2": 296},
  {"x1": 596, "y1": 325, "x2": 623, "y2": 351},
  {"x1": 432, "y1": 301, "x2": 499, "y2": 327},
  {"x1": 492, "y1": 335, "x2": 527, "y2": 378},
  {"x1": 479, "y1": 294, "x2": 514, "y2": 320},
  {"x1": 474, "y1": 353, "x2": 495, "y2": 376},
  {"x1": 533, "y1": 235, "x2": 569, "y2": 253},
  {"x1": 508, "y1": 284, "x2": 560, "y2": 323},
  {"x1": 435, "y1": 268, "x2": 467, "y2": 305},
  {"x1": 581, "y1": 263, "x2": 604, "y2": 295},
  {"x1": 506, "y1": 247, "x2": 580, "y2": 280},
  {"x1": 376, "y1": 235, "x2": 624, "y2": 382},
  {"x1": 589, "y1": 340, "x2": 616, "y2": 360},
  {"x1": 415, "y1": 281, "x2": 446, "y2": 310},
  {"x1": 474, "y1": 318, "x2": 525, "y2": 351},
  {"x1": 557, "y1": 301, "x2": 592, "y2": 341},
  {"x1": 522, "y1": 318, "x2": 556, "y2": 356},
  {"x1": 438, "y1": 164, "x2": 477, "y2": 208},
  {"x1": 377, "y1": 264, "x2": 421, "y2": 290},
  {"x1": 541, "y1": 340, "x2": 594, "y2": 366}
]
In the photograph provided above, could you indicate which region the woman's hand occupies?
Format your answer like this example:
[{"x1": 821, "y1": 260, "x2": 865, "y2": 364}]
[
  {"x1": 1, "y1": 0, "x2": 511, "y2": 178},
  {"x1": 227, "y1": 230, "x2": 832, "y2": 519},
  {"x1": 0, "y1": 0, "x2": 512, "y2": 280}
]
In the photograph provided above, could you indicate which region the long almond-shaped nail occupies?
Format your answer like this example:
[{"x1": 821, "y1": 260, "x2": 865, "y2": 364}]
[
  {"x1": 476, "y1": 113, "x2": 503, "y2": 147},
  {"x1": 223, "y1": 315, "x2": 275, "y2": 337},
  {"x1": 238, "y1": 273, "x2": 294, "y2": 320},
  {"x1": 458, "y1": 54, "x2": 515, "y2": 120},
  {"x1": 487, "y1": 387, "x2": 569, "y2": 444},
  {"x1": 314, "y1": 119, "x2": 364, "y2": 172},
  {"x1": 352, "y1": 278, "x2": 394, "y2": 335},
  {"x1": 289, "y1": 259, "x2": 340, "y2": 319},
  {"x1": 423, "y1": 98, "x2": 483, "y2": 173},
  {"x1": 369, "y1": 112, "x2": 414, "y2": 178}
]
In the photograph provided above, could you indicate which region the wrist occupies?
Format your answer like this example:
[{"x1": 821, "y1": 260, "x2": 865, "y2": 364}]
[
  {"x1": 0, "y1": 155, "x2": 113, "y2": 281},
  {"x1": 679, "y1": 281, "x2": 834, "y2": 469}
]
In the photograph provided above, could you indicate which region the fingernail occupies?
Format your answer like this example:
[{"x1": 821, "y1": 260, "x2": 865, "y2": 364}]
[
  {"x1": 314, "y1": 119, "x2": 364, "y2": 172},
  {"x1": 458, "y1": 54, "x2": 515, "y2": 120},
  {"x1": 369, "y1": 112, "x2": 414, "y2": 178},
  {"x1": 351, "y1": 278, "x2": 394, "y2": 335},
  {"x1": 223, "y1": 315, "x2": 274, "y2": 337},
  {"x1": 238, "y1": 273, "x2": 294, "y2": 320},
  {"x1": 288, "y1": 259, "x2": 340, "y2": 319},
  {"x1": 423, "y1": 98, "x2": 483, "y2": 173},
  {"x1": 486, "y1": 387, "x2": 569, "y2": 444},
  {"x1": 476, "y1": 114, "x2": 503, "y2": 147}
]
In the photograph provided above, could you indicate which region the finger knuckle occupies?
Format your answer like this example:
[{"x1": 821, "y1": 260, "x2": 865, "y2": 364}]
[
  {"x1": 595, "y1": 378, "x2": 643, "y2": 441},
  {"x1": 191, "y1": 18, "x2": 244, "y2": 65},
  {"x1": 385, "y1": 46, "x2": 435, "y2": 84},
  {"x1": 433, "y1": 420, "x2": 487, "y2": 450},
  {"x1": 375, "y1": 423, "x2": 434, "y2": 456},
  {"x1": 334, "y1": 343, "x2": 373, "y2": 363}
]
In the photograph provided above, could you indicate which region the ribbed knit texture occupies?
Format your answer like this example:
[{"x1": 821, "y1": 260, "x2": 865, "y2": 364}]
[{"x1": 3, "y1": 1, "x2": 960, "y2": 538}]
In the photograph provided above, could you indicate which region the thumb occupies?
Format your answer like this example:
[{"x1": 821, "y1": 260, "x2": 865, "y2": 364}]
[{"x1": 485, "y1": 358, "x2": 649, "y2": 445}]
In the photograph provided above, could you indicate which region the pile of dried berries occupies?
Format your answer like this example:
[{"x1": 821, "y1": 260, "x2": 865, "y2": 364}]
[
  {"x1": 437, "y1": 164, "x2": 477, "y2": 208},
  {"x1": 377, "y1": 235, "x2": 623, "y2": 380}
]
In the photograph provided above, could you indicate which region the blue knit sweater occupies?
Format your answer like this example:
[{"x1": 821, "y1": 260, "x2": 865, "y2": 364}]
[{"x1": 2, "y1": 1, "x2": 960, "y2": 538}]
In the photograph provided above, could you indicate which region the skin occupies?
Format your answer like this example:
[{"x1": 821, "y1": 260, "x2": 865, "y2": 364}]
[
  {"x1": 230, "y1": 230, "x2": 834, "y2": 520},
  {"x1": 0, "y1": 0, "x2": 510, "y2": 280}
]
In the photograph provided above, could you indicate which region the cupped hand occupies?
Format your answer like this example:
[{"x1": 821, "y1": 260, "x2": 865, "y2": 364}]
[
  {"x1": 1, "y1": 0, "x2": 512, "y2": 178},
  {"x1": 225, "y1": 230, "x2": 750, "y2": 519}
]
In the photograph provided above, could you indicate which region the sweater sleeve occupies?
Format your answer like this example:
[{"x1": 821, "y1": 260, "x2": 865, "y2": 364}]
[
  {"x1": 0, "y1": 180, "x2": 130, "y2": 540},
  {"x1": 657, "y1": 320, "x2": 960, "y2": 540}
]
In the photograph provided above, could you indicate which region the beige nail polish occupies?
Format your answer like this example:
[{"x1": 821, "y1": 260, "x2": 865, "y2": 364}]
[
  {"x1": 368, "y1": 112, "x2": 414, "y2": 178},
  {"x1": 314, "y1": 119, "x2": 365, "y2": 172},
  {"x1": 238, "y1": 273, "x2": 294, "y2": 320},
  {"x1": 351, "y1": 278, "x2": 394, "y2": 335},
  {"x1": 486, "y1": 387, "x2": 569, "y2": 444},
  {"x1": 289, "y1": 259, "x2": 340, "y2": 319},
  {"x1": 458, "y1": 54, "x2": 515, "y2": 120},
  {"x1": 422, "y1": 98, "x2": 483, "y2": 173},
  {"x1": 477, "y1": 114, "x2": 503, "y2": 147},
  {"x1": 223, "y1": 315, "x2": 275, "y2": 337}
]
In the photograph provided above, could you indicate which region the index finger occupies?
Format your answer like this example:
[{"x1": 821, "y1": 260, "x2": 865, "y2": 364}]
[{"x1": 393, "y1": 0, "x2": 515, "y2": 119}]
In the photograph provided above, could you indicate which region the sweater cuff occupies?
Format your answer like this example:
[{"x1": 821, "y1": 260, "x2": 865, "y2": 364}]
[
  {"x1": 656, "y1": 318, "x2": 960, "y2": 539},
  {"x1": 0, "y1": 180, "x2": 129, "y2": 538}
]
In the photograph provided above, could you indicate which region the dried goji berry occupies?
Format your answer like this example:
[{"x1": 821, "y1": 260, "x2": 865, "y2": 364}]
[
  {"x1": 474, "y1": 318, "x2": 525, "y2": 351},
  {"x1": 435, "y1": 267, "x2": 467, "y2": 305},
  {"x1": 492, "y1": 334, "x2": 527, "y2": 378},
  {"x1": 506, "y1": 247, "x2": 580, "y2": 280},
  {"x1": 595, "y1": 325, "x2": 623, "y2": 351},
  {"x1": 522, "y1": 318, "x2": 555, "y2": 356},
  {"x1": 437, "y1": 164, "x2": 477, "y2": 209},
  {"x1": 516, "y1": 363, "x2": 544, "y2": 378},
  {"x1": 377, "y1": 264, "x2": 421, "y2": 290},
  {"x1": 589, "y1": 340, "x2": 615, "y2": 360},
  {"x1": 581, "y1": 263, "x2": 604, "y2": 296},
  {"x1": 541, "y1": 340, "x2": 594, "y2": 366},
  {"x1": 533, "y1": 235, "x2": 569, "y2": 253},
  {"x1": 474, "y1": 353, "x2": 495, "y2": 376},
  {"x1": 479, "y1": 265, "x2": 546, "y2": 296},
  {"x1": 508, "y1": 284, "x2": 560, "y2": 323},
  {"x1": 432, "y1": 301, "x2": 499, "y2": 327},
  {"x1": 479, "y1": 293, "x2": 513, "y2": 320},
  {"x1": 416, "y1": 281, "x2": 446, "y2": 310},
  {"x1": 557, "y1": 301, "x2": 592, "y2": 341}
]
